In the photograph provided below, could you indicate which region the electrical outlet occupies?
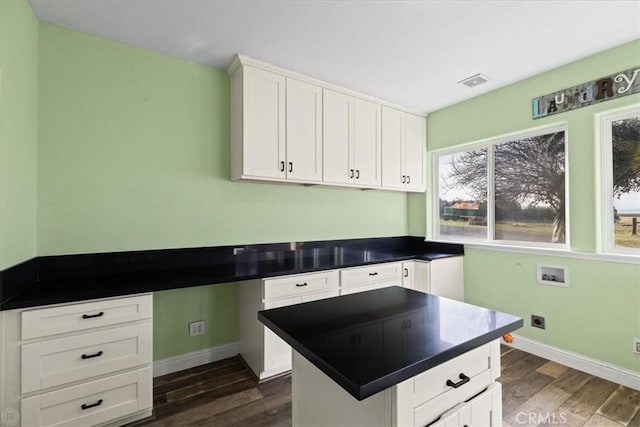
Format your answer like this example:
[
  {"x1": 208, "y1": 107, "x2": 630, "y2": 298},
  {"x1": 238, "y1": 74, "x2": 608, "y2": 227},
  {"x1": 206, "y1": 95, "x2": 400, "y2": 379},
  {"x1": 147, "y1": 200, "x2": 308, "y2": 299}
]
[
  {"x1": 531, "y1": 315, "x2": 545, "y2": 330},
  {"x1": 189, "y1": 320, "x2": 205, "y2": 337},
  {"x1": 633, "y1": 338, "x2": 640, "y2": 354}
]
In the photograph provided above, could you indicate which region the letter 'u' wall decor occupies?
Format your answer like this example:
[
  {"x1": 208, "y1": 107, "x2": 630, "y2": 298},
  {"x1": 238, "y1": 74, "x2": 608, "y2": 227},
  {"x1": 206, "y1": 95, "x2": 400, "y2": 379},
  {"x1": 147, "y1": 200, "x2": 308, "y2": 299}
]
[{"x1": 532, "y1": 67, "x2": 640, "y2": 119}]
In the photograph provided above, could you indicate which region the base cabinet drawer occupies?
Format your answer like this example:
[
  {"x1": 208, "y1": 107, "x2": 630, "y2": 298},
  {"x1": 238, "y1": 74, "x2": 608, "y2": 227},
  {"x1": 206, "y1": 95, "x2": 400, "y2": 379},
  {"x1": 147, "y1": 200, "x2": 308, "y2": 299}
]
[
  {"x1": 22, "y1": 295, "x2": 152, "y2": 340},
  {"x1": 340, "y1": 263, "x2": 402, "y2": 288},
  {"x1": 426, "y1": 382, "x2": 502, "y2": 427},
  {"x1": 22, "y1": 323, "x2": 152, "y2": 394},
  {"x1": 21, "y1": 367, "x2": 152, "y2": 427}
]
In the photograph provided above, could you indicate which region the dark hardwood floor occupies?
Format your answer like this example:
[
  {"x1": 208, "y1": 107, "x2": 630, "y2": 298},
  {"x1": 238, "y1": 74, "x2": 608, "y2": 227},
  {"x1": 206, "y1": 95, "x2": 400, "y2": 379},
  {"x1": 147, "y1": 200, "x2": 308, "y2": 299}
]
[{"x1": 132, "y1": 346, "x2": 640, "y2": 426}]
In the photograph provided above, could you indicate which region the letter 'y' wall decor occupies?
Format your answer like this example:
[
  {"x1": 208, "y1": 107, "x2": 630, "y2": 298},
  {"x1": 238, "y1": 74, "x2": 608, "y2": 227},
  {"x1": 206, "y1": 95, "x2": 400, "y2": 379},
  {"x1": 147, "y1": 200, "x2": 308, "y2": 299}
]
[{"x1": 532, "y1": 67, "x2": 640, "y2": 119}]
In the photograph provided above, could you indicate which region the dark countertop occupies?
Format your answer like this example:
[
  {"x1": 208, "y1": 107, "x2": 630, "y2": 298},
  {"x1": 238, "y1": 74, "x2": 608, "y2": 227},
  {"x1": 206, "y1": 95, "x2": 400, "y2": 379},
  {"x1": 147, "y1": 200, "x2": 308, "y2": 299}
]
[
  {"x1": 259, "y1": 287, "x2": 522, "y2": 400},
  {"x1": 0, "y1": 237, "x2": 463, "y2": 310}
]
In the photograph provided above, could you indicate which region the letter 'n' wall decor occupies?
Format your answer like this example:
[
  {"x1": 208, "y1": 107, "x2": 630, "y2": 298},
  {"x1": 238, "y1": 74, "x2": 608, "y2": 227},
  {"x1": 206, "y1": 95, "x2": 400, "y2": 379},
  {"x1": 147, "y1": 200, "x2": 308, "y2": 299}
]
[{"x1": 532, "y1": 67, "x2": 640, "y2": 119}]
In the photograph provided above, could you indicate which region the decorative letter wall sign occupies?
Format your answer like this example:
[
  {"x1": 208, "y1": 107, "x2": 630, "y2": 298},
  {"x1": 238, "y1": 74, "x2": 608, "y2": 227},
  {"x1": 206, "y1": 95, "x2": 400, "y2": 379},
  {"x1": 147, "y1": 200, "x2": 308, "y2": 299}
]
[{"x1": 532, "y1": 67, "x2": 640, "y2": 119}]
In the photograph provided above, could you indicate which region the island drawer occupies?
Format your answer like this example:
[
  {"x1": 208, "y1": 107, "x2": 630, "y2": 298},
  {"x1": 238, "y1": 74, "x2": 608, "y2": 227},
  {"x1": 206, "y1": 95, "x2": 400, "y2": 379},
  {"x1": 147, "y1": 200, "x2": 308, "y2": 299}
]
[
  {"x1": 413, "y1": 340, "x2": 500, "y2": 408},
  {"x1": 425, "y1": 382, "x2": 502, "y2": 427},
  {"x1": 21, "y1": 295, "x2": 153, "y2": 340},
  {"x1": 20, "y1": 367, "x2": 152, "y2": 427},
  {"x1": 22, "y1": 322, "x2": 152, "y2": 394},
  {"x1": 340, "y1": 262, "x2": 402, "y2": 287},
  {"x1": 264, "y1": 271, "x2": 339, "y2": 300}
]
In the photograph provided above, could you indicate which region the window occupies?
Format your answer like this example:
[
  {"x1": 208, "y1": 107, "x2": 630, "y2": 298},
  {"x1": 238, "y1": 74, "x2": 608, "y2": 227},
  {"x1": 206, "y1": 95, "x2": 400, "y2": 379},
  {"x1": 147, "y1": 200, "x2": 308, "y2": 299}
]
[
  {"x1": 601, "y1": 107, "x2": 640, "y2": 254},
  {"x1": 434, "y1": 125, "x2": 567, "y2": 248}
]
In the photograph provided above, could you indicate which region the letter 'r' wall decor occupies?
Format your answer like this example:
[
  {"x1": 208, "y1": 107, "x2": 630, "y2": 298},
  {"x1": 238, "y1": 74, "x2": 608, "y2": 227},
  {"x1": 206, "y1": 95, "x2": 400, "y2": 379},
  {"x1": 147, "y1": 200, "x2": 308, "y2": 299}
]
[{"x1": 532, "y1": 67, "x2": 640, "y2": 119}]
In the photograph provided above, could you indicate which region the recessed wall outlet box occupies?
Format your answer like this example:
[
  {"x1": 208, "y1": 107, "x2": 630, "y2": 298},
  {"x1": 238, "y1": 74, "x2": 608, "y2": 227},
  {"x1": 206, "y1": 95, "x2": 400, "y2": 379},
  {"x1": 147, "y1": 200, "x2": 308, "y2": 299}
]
[
  {"x1": 634, "y1": 338, "x2": 640, "y2": 354},
  {"x1": 537, "y1": 264, "x2": 568, "y2": 287},
  {"x1": 189, "y1": 320, "x2": 205, "y2": 337},
  {"x1": 531, "y1": 315, "x2": 546, "y2": 329}
]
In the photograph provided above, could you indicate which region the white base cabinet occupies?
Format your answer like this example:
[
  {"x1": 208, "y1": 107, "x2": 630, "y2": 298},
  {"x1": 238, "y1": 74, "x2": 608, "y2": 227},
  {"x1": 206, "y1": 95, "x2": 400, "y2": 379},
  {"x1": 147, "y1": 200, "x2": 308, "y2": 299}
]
[
  {"x1": 238, "y1": 257, "x2": 464, "y2": 381},
  {"x1": 402, "y1": 258, "x2": 464, "y2": 302},
  {"x1": 0, "y1": 294, "x2": 153, "y2": 427},
  {"x1": 292, "y1": 340, "x2": 501, "y2": 427},
  {"x1": 238, "y1": 271, "x2": 340, "y2": 380}
]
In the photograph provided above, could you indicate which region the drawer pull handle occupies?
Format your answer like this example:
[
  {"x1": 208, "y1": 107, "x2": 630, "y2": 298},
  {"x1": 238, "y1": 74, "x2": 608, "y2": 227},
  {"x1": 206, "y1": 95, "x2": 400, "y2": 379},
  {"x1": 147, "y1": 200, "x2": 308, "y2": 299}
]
[
  {"x1": 81, "y1": 351, "x2": 103, "y2": 360},
  {"x1": 368, "y1": 272, "x2": 378, "y2": 276},
  {"x1": 81, "y1": 399, "x2": 103, "y2": 410},
  {"x1": 82, "y1": 311, "x2": 104, "y2": 319},
  {"x1": 446, "y1": 373, "x2": 470, "y2": 389},
  {"x1": 295, "y1": 283, "x2": 308, "y2": 287}
]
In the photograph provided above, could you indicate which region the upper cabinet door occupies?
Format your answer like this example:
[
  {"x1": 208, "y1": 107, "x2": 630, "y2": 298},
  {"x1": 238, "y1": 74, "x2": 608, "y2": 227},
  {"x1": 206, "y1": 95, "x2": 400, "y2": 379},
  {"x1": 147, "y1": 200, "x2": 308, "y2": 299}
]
[
  {"x1": 286, "y1": 78, "x2": 323, "y2": 182},
  {"x1": 323, "y1": 89, "x2": 353, "y2": 185},
  {"x1": 243, "y1": 66, "x2": 286, "y2": 179},
  {"x1": 381, "y1": 107, "x2": 405, "y2": 190},
  {"x1": 353, "y1": 98, "x2": 381, "y2": 187},
  {"x1": 403, "y1": 113, "x2": 426, "y2": 191}
]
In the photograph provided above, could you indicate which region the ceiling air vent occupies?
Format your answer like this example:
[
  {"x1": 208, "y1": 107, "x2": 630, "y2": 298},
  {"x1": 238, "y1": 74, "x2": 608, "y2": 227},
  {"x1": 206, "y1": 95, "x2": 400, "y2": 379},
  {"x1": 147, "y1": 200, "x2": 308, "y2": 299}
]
[{"x1": 458, "y1": 73, "x2": 490, "y2": 88}]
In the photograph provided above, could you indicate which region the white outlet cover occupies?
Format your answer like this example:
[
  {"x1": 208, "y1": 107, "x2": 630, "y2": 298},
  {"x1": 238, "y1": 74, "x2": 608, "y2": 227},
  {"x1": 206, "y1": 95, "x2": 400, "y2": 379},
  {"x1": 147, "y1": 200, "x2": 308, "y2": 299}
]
[
  {"x1": 634, "y1": 338, "x2": 640, "y2": 354},
  {"x1": 189, "y1": 320, "x2": 205, "y2": 337}
]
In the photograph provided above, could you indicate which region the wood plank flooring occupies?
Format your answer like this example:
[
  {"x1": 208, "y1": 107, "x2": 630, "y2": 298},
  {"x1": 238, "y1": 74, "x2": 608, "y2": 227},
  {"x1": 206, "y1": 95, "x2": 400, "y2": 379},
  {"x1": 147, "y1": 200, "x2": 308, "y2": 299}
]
[{"x1": 132, "y1": 346, "x2": 640, "y2": 426}]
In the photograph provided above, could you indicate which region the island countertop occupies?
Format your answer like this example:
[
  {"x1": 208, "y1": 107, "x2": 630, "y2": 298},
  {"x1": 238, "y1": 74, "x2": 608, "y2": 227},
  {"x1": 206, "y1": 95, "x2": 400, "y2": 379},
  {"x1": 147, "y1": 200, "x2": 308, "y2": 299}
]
[{"x1": 258, "y1": 286, "x2": 523, "y2": 400}]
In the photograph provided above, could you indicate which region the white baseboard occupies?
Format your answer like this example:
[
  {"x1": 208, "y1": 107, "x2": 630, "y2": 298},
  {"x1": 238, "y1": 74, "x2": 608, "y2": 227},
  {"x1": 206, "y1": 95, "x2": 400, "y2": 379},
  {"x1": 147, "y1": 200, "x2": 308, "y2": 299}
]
[
  {"x1": 507, "y1": 334, "x2": 640, "y2": 390},
  {"x1": 153, "y1": 341, "x2": 240, "y2": 377}
]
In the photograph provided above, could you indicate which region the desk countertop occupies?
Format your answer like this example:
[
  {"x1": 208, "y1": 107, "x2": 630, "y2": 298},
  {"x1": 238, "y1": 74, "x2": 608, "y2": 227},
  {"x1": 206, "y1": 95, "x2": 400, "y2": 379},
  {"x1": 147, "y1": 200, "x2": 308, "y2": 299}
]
[{"x1": 0, "y1": 236, "x2": 462, "y2": 310}]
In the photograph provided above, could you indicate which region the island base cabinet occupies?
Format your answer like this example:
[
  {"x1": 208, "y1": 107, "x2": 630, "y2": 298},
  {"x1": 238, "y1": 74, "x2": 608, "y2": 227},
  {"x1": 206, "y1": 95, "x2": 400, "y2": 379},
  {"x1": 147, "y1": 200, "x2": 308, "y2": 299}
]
[{"x1": 291, "y1": 340, "x2": 501, "y2": 427}]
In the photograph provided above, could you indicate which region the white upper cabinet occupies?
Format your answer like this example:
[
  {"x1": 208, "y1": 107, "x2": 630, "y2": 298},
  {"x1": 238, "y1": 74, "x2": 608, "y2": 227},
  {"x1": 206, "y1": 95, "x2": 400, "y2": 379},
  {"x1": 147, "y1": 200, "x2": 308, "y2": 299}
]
[
  {"x1": 353, "y1": 98, "x2": 382, "y2": 187},
  {"x1": 229, "y1": 55, "x2": 425, "y2": 191},
  {"x1": 240, "y1": 66, "x2": 286, "y2": 180},
  {"x1": 323, "y1": 89, "x2": 352, "y2": 185},
  {"x1": 286, "y1": 78, "x2": 323, "y2": 182},
  {"x1": 323, "y1": 89, "x2": 381, "y2": 188},
  {"x1": 381, "y1": 106, "x2": 427, "y2": 192}
]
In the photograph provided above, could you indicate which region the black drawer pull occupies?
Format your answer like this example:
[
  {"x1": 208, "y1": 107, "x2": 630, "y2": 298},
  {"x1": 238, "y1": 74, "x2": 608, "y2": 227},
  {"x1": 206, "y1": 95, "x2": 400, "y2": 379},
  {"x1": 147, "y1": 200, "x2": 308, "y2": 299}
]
[
  {"x1": 81, "y1": 351, "x2": 103, "y2": 360},
  {"x1": 295, "y1": 283, "x2": 308, "y2": 287},
  {"x1": 82, "y1": 311, "x2": 104, "y2": 319},
  {"x1": 81, "y1": 399, "x2": 103, "y2": 410},
  {"x1": 280, "y1": 161, "x2": 285, "y2": 172},
  {"x1": 446, "y1": 373, "x2": 470, "y2": 389},
  {"x1": 368, "y1": 272, "x2": 378, "y2": 276}
]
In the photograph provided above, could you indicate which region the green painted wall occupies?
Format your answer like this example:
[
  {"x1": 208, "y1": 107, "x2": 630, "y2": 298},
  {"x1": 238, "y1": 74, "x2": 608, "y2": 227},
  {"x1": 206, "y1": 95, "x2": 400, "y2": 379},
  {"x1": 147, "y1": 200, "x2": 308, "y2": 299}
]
[
  {"x1": 37, "y1": 24, "x2": 408, "y2": 359},
  {"x1": 422, "y1": 40, "x2": 640, "y2": 371},
  {"x1": 0, "y1": 0, "x2": 39, "y2": 269}
]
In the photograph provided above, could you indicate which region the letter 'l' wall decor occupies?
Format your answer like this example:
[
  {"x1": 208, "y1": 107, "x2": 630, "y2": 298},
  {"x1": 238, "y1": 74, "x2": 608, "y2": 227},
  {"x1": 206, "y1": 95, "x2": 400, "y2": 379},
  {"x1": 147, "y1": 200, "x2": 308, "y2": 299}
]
[{"x1": 532, "y1": 67, "x2": 640, "y2": 119}]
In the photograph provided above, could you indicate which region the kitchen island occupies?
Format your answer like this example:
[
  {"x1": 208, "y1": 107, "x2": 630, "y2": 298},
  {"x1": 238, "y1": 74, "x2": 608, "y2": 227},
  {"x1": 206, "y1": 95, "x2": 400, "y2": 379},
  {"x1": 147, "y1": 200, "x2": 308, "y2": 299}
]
[{"x1": 259, "y1": 286, "x2": 522, "y2": 426}]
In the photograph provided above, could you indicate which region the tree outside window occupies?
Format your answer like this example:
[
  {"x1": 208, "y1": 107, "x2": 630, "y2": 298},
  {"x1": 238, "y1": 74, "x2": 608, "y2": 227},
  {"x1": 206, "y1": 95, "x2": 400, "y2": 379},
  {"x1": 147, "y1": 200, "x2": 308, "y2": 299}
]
[
  {"x1": 435, "y1": 127, "x2": 567, "y2": 247},
  {"x1": 604, "y1": 108, "x2": 640, "y2": 252}
]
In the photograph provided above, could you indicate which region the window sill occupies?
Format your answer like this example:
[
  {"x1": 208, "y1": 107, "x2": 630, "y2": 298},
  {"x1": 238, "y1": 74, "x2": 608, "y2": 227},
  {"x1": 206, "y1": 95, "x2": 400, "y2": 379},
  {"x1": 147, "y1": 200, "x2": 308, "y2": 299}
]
[{"x1": 426, "y1": 239, "x2": 639, "y2": 265}]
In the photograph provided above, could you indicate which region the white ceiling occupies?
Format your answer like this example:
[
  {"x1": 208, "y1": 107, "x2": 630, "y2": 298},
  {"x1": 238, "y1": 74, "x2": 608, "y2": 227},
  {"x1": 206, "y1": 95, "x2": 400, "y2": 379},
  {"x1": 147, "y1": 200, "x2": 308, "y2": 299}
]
[{"x1": 28, "y1": 0, "x2": 640, "y2": 113}]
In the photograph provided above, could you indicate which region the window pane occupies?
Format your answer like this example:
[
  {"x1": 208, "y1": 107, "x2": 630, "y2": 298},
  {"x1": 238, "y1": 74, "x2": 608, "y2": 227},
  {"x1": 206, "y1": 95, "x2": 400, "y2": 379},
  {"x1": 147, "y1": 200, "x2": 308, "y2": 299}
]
[
  {"x1": 438, "y1": 148, "x2": 487, "y2": 240},
  {"x1": 612, "y1": 115, "x2": 640, "y2": 249},
  {"x1": 494, "y1": 131, "x2": 565, "y2": 244}
]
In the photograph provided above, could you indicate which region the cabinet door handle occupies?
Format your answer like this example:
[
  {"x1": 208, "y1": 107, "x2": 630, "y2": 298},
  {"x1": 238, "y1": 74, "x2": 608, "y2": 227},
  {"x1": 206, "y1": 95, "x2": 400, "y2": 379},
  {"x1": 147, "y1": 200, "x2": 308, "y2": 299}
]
[
  {"x1": 280, "y1": 161, "x2": 285, "y2": 172},
  {"x1": 81, "y1": 399, "x2": 103, "y2": 410},
  {"x1": 368, "y1": 272, "x2": 378, "y2": 276},
  {"x1": 81, "y1": 350, "x2": 103, "y2": 360},
  {"x1": 355, "y1": 170, "x2": 360, "y2": 179},
  {"x1": 407, "y1": 175, "x2": 411, "y2": 184},
  {"x1": 295, "y1": 282, "x2": 308, "y2": 287},
  {"x1": 402, "y1": 175, "x2": 406, "y2": 183},
  {"x1": 288, "y1": 162, "x2": 293, "y2": 173},
  {"x1": 446, "y1": 373, "x2": 470, "y2": 389},
  {"x1": 349, "y1": 169, "x2": 354, "y2": 179},
  {"x1": 404, "y1": 268, "x2": 409, "y2": 278},
  {"x1": 82, "y1": 311, "x2": 104, "y2": 319}
]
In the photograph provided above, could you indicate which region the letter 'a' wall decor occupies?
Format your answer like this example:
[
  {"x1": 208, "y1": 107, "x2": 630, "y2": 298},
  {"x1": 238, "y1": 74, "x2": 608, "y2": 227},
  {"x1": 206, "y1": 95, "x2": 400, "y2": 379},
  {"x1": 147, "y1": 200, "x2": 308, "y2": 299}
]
[{"x1": 532, "y1": 67, "x2": 640, "y2": 119}]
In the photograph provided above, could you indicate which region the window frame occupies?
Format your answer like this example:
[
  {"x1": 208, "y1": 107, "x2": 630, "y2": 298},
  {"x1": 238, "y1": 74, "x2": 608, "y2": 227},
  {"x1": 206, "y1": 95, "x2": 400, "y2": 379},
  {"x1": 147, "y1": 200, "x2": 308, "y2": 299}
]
[
  {"x1": 432, "y1": 123, "x2": 570, "y2": 250},
  {"x1": 600, "y1": 106, "x2": 640, "y2": 256}
]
